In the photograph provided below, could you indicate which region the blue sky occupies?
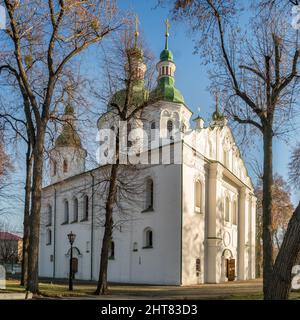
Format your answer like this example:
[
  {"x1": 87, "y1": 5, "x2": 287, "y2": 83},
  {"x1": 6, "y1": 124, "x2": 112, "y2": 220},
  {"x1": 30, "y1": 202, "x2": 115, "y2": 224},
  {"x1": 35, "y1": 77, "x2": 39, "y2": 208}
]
[
  {"x1": 119, "y1": 0, "x2": 299, "y2": 204},
  {"x1": 1, "y1": 0, "x2": 299, "y2": 229}
]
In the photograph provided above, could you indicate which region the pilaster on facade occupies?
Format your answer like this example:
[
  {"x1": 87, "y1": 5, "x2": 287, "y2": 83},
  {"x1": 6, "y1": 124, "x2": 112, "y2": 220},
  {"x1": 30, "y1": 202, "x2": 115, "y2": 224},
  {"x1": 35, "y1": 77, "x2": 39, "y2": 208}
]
[
  {"x1": 206, "y1": 162, "x2": 223, "y2": 283},
  {"x1": 249, "y1": 196, "x2": 257, "y2": 279},
  {"x1": 238, "y1": 186, "x2": 249, "y2": 280}
]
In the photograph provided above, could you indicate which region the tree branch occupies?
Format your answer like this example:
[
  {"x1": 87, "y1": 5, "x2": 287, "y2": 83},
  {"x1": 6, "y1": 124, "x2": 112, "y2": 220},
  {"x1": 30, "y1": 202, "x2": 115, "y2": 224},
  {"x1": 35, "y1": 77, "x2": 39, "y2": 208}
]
[{"x1": 232, "y1": 115, "x2": 263, "y2": 132}]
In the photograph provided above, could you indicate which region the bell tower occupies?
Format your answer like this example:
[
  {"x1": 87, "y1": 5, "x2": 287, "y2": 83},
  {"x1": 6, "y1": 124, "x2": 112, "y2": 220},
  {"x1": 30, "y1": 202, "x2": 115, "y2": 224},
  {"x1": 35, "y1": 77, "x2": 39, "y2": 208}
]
[{"x1": 50, "y1": 92, "x2": 86, "y2": 184}]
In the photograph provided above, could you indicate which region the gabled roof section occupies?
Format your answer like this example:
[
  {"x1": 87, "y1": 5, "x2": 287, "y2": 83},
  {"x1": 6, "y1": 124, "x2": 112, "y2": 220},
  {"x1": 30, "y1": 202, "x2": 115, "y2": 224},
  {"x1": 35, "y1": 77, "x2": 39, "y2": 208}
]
[{"x1": 0, "y1": 232, "x2": 22, "y2": 241}]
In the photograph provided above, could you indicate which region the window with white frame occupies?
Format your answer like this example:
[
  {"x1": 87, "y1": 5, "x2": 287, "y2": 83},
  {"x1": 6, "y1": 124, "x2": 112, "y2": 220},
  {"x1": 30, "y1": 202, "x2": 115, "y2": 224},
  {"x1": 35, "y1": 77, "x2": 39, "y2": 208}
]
[
  {"x1": 167, "y1": 120, "x2": 173, "y2": 140},
  {"x1": 150, "y1": 122, "x2": 156, "y2": 141},
  {"x1": 73, "y1": 197, "x2": 78, "y2": 222},
  {"x1": 82, "y1": 195, "x2": 89, "y2": 221},
  {"x1": 143, "y1": 228, "x2": 153, "y2": 248},
  {"x1": 127, "y1": 123, "x2": 132, "y2": 148},
  {"x1": 63, "y1": 200, "x2": 69, "y2": 224},
  {"x1": 144, "y1": 178, "x2": 154, "y2": 211}
]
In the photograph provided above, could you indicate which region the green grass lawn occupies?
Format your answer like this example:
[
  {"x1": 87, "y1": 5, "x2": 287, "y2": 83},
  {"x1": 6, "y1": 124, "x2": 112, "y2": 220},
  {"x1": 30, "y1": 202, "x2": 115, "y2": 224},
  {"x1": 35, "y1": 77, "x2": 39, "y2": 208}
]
[
  {"x1": 1, "y1": 279, "x2": 300, "y2": 299},
  {"x1": 1, "y1": 280, "x2": 96, "y2": 298}
]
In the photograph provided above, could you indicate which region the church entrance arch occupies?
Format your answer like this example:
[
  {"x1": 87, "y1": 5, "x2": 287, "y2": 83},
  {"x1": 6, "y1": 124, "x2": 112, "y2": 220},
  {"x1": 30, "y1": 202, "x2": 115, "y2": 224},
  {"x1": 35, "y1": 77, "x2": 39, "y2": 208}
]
[{"x1": 221, "y1": 249, "x2": 235, "y2": 282}]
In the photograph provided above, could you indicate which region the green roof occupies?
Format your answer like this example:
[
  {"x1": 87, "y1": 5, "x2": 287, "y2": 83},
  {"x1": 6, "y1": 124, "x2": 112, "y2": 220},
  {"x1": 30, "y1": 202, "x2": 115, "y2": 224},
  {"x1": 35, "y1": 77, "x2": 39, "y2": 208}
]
[
  {"x1": 64, "y1": 104, "x2": 74, "y2": 115},
  {"x1": 108, "y1": 80, "x2": 149, "y2": 111},
  {"x1": 151, "y1": 28, "x2": 184, "y2": 104},
  {"x1": 160, "y1": 49, "x2": 173, "y2": 62},
  {"x1": 55, "y1": 124, "x2": 82, "y2": 148},
  {"x1": 212, "y1": 109, "x2": 225, "y2": 122},
  {"x1": 151, "y1": 76, "x2": 184, "y2": 104},
  {"x1": 126, "y1": 47, "x2": 144, "y2": 61}
]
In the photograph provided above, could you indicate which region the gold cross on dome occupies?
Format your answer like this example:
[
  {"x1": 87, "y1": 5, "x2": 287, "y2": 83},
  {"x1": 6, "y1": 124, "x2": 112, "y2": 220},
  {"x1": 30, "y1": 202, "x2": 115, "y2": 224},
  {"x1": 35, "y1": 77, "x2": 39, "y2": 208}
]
[
  {"x1": 135, "y1": 15, "x2": 139, "y2": 35},
  {"x1": 134, "y1": 15, "x2": 139, "y2": 47},
  {"x1": 165, "y1": 18, "x2": 170, "y2": 36}
]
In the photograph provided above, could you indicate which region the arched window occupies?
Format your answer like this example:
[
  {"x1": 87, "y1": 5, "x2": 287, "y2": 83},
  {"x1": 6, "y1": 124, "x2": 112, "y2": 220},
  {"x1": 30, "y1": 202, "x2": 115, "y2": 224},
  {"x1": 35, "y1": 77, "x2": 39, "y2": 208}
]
[
  {"x1": 63, "y1": 200, "x2": 69, "y2": 224},
  {"x1": 150, "y1": 122, "x2": 156, "y2": 141},
  {"x1": 225, "y1": 197, "x2": 230, "y2": 222},
  {"x1": 47, "y1": 205, "x2": 52, "y2": 226},
  {"x1": 145, "y1": 178, "x2": 154, "y2": 211},
  {"x1": 83, "y1": 195, "x2": 89, "y2": 221},
  {"x1": 46, "y1": 229, "x2": 52, "y2": 245},
  {"x1": 63, "y1": 159, "x2": 68, "y2": 173},
  {"x1": 232, "y1": 200, "x2": 237, "y2": 225},
  {"x1": 162, "y1": 110, "x2": 170, "y2": 117},
  {"x1": 73, "y1": 198, "x2": 78, "y2": 222},
  {"x1": 109, "y1": 241, "x2": 115, "y2": 260},
  {"x1": 143, "y1": 228, "x2": 153, "y2": 248},
  {"x1": 195, "y1": 181, "x2": 202, "y2": 213},
  {"x1": 127, "y1": 123, "x2": 132, "y2": 148},
  {"x1": 133, "y1": 242, "x2": 138, "y2": 252},
  {"x1": 167, "y1": 120, "x2": 173, "y2": 139},
  {"x1": 52, "y1": 160, "x2": 57, "y2": 176}
]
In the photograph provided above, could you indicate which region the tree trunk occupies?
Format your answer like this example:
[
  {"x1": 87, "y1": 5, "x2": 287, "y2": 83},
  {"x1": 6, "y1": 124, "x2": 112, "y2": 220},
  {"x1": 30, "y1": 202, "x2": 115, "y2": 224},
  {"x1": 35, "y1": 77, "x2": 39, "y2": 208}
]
[
  {"x1": 256, "y1": 233, "x2": 262, "y2": 278},
  {"x1": 268, "y1": 203, "x2": 300, "y2": 299},
  {"x1": 95, "y1": 163, "x2": 119, "y2": 295},
  {"x1": 26, "y1": 128, "x2": 45, "y2": 294},
  {"x1": 262, "y1": 125, "x2": 274, "y2": 299},
  {"x1": 20, "y1": 145, "x2": 33, "y2": 287}
]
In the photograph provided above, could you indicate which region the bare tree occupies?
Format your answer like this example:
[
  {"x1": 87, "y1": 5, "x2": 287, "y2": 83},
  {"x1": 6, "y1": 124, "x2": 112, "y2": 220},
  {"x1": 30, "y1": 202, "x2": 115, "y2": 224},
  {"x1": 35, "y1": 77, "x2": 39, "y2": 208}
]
[
  {"x1": 166, "y1": 0, "x2": 300, "y2": 299},
  {"x1": 93, "y1": 22, "x2": 156, "y2": 294},
  {"x1": 0, "y1": 130, "x2": 11, "y2": 191},
  {"x1": 289, "y1": 143, "x2": 300, "y2": 188},
  {"x1": 0, "y1": 100, "x2": 33, "y2": 286},
  {"x1": 0, "y1": 0, "x2": 121, "y2": 294},
  {"x1": 255, "y1": 174, "x2": 294, "y2": 276},
  {"x1": 0, "y1": 128, "x2": 14, "y2": 217}
]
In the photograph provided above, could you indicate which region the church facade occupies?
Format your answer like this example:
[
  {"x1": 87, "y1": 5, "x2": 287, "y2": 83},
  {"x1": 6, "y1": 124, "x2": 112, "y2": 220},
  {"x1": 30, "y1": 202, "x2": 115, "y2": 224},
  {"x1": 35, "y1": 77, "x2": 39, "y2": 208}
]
[{"x1": 39, "y1": 24, "x2": 256, "y2": 285}]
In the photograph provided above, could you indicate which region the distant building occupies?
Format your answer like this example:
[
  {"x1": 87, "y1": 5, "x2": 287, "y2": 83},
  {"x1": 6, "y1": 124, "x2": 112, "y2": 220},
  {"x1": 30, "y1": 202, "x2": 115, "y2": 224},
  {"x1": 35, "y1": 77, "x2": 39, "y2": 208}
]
[{"x1": 0, "y1": 232, "x2": 23, "y2": 267}]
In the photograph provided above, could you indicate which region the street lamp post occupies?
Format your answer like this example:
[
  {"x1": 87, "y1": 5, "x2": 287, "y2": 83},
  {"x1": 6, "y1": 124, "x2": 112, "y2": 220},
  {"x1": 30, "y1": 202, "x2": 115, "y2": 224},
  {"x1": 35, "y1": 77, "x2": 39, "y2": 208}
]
[{"x1": 67, "y1": 231, "x2": 76, "y2": 291}]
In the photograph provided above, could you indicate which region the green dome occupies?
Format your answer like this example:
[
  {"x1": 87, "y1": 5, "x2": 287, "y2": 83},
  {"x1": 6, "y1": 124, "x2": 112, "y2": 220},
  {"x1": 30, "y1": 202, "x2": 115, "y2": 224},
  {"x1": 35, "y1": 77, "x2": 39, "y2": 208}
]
[
  {"x1": 55, "y1": 124, "x2": 82, "y2": 148},
  {"x1": 126, "y1": 47, "x2": 144, "y2": 62},
  {"x1": 212, "y1": 110, "x2": 224, "y2": 121},
  {"x1": 150, "y1": 76, "x2": 184, "y2": 104},
  {"x1": 160, "y1": 49, "x2": 173, "y2": 62},
  {"x1": 64, "y1": 104, "x2": 74, "y2": 115},
  {"x1": 108, "y1": 80, "x2": 149, "y2": 111}
]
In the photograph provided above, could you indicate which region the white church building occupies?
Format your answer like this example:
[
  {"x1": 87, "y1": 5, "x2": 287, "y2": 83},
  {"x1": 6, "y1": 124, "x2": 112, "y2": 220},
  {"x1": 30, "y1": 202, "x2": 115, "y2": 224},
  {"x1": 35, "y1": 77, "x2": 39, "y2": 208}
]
[{"x1": 39, "y1": 23, "x2": 256, "y2": 285}]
